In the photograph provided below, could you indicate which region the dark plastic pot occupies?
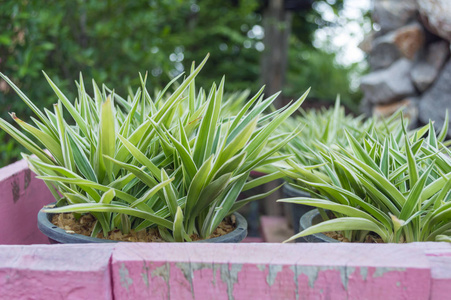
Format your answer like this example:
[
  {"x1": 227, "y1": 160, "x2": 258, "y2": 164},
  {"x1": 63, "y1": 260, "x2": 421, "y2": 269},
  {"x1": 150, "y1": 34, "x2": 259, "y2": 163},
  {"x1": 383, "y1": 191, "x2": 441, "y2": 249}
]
[
  {"x1": 299, "y1": 209, "x2": 339, "y2": 243},
  {"x1": 282, "y1": 184, "x2": 315, "y2": 235},
  {"x1": 38, "y1": 205, "x2": 248, "y2": 244}
]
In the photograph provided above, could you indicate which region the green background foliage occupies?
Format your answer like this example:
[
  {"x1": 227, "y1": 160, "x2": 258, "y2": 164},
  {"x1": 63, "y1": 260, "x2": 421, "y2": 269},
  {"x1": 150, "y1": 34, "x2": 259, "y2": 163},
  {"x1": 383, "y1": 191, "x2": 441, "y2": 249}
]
[{"x1": 0, "y1": 0, "x2": 365, "y2": 166}]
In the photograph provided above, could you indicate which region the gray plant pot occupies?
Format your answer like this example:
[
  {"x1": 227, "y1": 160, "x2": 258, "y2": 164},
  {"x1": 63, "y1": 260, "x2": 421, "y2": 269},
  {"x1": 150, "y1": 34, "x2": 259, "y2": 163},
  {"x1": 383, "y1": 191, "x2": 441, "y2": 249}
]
[
  {"x1": 299, "y1": 209, "x2": 339, "y2": 243},
  {"x1": 38, "y1": 204, "x2": 248, "y2": 244},
  {"x1": 282, "y1": 183, "x2": 315, "y2": 235}
]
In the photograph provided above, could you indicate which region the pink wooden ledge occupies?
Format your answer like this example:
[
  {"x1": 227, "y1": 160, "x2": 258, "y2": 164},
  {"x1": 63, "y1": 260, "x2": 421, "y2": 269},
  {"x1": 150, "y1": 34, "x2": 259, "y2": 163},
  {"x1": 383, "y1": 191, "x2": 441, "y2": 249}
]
[
  {"x1": 0, "y1": 243, "x2": 450, "y2": 299},
  {"x1": 0, "y1": 159, "x2": 54, "y2": 245},
  {"x1": 0, "y1": 160, "x2": 451, "y2": 299}
]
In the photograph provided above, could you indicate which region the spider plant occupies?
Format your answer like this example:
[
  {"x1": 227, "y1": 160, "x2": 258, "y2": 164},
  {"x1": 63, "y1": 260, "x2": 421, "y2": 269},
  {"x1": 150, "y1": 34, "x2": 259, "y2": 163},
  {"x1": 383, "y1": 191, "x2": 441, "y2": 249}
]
[
  {"x1": 279, "y1": 115, "x2": 451, "y2": 243},
  {"x1": 279, "y1": 97, "x2": 405, "y2": 194},
  {"x1": 0, "y1": 55, "x2": 309, "y2": 242},
  {"x1": 281, "y1": 97, "x2": 404, "y2": 165}
]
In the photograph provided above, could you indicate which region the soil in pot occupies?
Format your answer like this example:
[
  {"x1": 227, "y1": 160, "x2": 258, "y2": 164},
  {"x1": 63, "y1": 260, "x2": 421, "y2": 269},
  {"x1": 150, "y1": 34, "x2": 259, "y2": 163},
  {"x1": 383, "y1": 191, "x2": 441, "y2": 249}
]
[
  {"x1": 322, "y1": 231, "x2": 383, "y2": 243},
  {"x1": 52, "y1": 212, "x2": 236, "y2": 242}
]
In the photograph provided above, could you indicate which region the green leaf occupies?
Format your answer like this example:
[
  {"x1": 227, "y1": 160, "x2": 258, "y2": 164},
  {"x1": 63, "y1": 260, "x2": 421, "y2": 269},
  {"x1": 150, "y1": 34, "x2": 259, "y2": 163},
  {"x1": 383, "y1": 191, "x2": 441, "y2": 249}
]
[
  {"x1": 67, "y1": 133, "x2": 97, "y2": 182},
  {"x1": 155, "y1": 54, "x2": 209, "y2": 122},
  {"x1": 11, "y1": 114, "x2": 64, "y2": 164},
  {"x1": 44, "y1": 203, "x2": 173, "y2": 230},
  {"x1": 161, "y1": 169, "x2": 178, "y2": 218},
  {"x1": 242, "y1": 171, "x2": 286, "y2": 191},
  {"x1": 103, "y1": 155, "x2": 160, "y2": 191},
  {"x1": 185, "y1": 156, "x2": 214, "y2": 219},
  {"x1": 37, "y1": 175, "x2": 136, "y2": 204},
  {"x1": 227, "y1": 91, "x2": 279, "y2": 144},
  {"x1": 213, "y1": 152, "x2": 247, "y2": 180},
  {"x1": 166, "y1": 131, "x2": 197, "y2": 184},
  {"x1": 189, "y1": 62, "x2": 196, "y2": 113},
  {"x1": 213, "y1": 117, "x2": 258, "y2": 174},
  {"x1": 228, "y1": 86, "x2": 265, "y2": 133},
  {"x1": 405, "y1": 133, "x2": 418, "y2": 187},
  {"x1": 380, "y1": 139, "x2": 389, "y2": 178},
  {"x1": 428, "y1": 121, "x2": 438, "y2": 149},
  {"x1": 99, "y1": 96, "x2": 116, "y2": 181},
  {"x1": 42, "y1": 71, "x2": 89, "y2": 137},
  {"x1": 244, "y1": 89, "x2": 310, "y2": 159},
  {"x1": 192, "y1": 83, "x2": 217, "y2": 166},
  {"x1": 231, "y1": 184, "x2": 283, "y2": 213},
  {"x1": 117, "y1": 134, "x2": 161, "y2": 181},
  {"x1": 339, "y1": 153, "x2": 406, "y2": 207},
  {"x1": 280, "y1": 197, "x2": 382, "y2": 225},
  {"x1": 0, "y1": 72, "x2": 57, "y2": 137},
  {"x1": 344, "y1": 130, "x2": 382, "y2": 174},
  {"x1": 284, "y1": 217, "x2": 388, "y2": 243},
  {"x1": 437, "y1": 110, "x2": 449, "y2": 143},
  {"x1": 100, "y1": 189, "x2": 116, "y2": 204},
  {"x1": 190, "y1": 173, "x2": 232, "y2": 219},
  {"x1": 435, "y1": 235, "x2": 451, "y2": 242},
  {"x1": 0, "y1": 118, "x2": 54, "y2": 165},
  {"x1": 173, "y1": 206, "x2": 185, "y2": 242},
  {"x1": 130, "y1": 177, "x2": 174, "y2": 208},
  {"x1": 422, "y1": 171, "x2": 451, "y2": 201},
  {"x1": 120, "y1": 213, "x2": 131, "y2": 235},
  {"x1": 201, "y1": 172, "x2": 248, "y2": 238}
]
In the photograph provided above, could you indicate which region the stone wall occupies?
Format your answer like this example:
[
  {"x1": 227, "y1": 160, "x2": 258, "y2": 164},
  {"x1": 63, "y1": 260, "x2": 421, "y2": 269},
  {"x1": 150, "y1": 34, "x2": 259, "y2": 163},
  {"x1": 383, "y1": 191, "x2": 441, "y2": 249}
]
[{"x1": 360, "y1": 0, "x2": 451, "y2": 130}]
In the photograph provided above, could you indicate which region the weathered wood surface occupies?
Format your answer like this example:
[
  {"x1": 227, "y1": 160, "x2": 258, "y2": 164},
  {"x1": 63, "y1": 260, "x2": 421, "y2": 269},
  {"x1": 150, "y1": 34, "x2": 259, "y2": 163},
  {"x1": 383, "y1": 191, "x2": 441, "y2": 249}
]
[
  {"x1": 0, "y1": 159, "x2": 54, "y2": 244},
  {"x1": 110, "y1": 242, "x2": 451, "y2": 300},
  {"x1": 0, "y1": 244, "x2": 114, "y2": 299},
  {"x1": 0, "y1": 242, "x2": 450, "y2": 299}
]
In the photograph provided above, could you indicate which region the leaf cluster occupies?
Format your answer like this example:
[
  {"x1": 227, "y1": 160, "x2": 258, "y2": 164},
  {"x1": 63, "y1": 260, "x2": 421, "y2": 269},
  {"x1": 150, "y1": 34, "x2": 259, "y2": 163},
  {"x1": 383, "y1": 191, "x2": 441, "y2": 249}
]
[
  {"x1": 0, "y1": 56, "x2": 309, "y2": 242},
  {"x1": 280, "y1": 114, "x2": 451, "y2": 243}
]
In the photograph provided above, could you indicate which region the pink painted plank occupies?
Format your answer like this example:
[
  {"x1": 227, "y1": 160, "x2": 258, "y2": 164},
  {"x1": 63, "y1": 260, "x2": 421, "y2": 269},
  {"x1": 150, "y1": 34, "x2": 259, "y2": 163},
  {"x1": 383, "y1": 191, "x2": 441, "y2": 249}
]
[
  {"x1": 410, "y1": 242, "x2": 451, "y2": 300},
  {"x1": 0, "y1": 159, "x2": 54, "y2": 244},
  {"x1": 0, "y1": 244, "x2": 114, "y2": 299},
  {"x1": 111, "y1": 243, "x2": 437, "y2": 299}
]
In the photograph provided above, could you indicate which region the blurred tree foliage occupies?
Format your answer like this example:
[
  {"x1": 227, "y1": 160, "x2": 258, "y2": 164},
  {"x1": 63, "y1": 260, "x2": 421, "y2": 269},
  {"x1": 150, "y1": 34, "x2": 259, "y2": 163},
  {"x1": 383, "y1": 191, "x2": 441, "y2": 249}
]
[
  {"x1": 0, "y1": 0, "x2": 366, "y2": 165},
  {"x1": 285, "y1": 35, "x2": 365, "y2": 111}
]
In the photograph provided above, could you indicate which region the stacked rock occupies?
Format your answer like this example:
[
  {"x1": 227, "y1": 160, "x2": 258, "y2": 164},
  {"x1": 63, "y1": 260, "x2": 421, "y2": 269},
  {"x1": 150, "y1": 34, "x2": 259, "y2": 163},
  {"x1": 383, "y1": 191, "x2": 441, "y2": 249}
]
[{"x1": 360, "y1": 0, "x2": 451, "y2": 131}]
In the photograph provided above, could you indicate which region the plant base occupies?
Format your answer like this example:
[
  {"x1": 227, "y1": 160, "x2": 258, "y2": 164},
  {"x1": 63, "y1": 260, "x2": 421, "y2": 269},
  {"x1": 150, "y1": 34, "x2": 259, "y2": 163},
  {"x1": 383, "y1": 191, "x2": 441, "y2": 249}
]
[{"x1": 38, "y1": 204, "x2": 248, "y2": 243}]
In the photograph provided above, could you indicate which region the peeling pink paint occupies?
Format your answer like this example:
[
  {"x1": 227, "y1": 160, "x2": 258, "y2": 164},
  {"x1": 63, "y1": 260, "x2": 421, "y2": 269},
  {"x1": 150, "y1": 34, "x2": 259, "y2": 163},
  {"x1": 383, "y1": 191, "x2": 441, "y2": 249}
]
[
  {"x1": 192, "y1": 265, "x2": 229, "y2": 300},
  {"x1": 0, "y1": 243, "x2": 450, "y2": 299},
  {"x1": 296, "y1": 268, "x2": 347, "y2": 300},
  {"x1": 168, "y1": 262, "x2": 195, "y2": 299},
  {"x1": 233, "y1": 264, "x2": 271, "y2": 299},
  {"x1": 0, "y1": 159, "x2": 54, "y2": 245},
  {"x1": 108, "y1": 243, "x2": 451, "y2": 299},
  {"x1": 347, "y1": 267, "x2": 430, "y2": 300},
  {"x1": 267, "y1": 265, "x2": 297, "y2": 299},
  {"x1": 0, "y1": 244, "x2": 114, "y2": 299}
]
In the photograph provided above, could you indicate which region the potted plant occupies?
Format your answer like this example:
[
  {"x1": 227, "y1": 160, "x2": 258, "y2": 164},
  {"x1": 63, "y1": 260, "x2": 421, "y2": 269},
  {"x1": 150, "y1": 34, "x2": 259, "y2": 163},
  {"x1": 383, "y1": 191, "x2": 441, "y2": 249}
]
[
  {"x1": 278, "y1": 97, "x2": 403, "y2": 233},
  {"x1": 0, "y1": 55, "x2": 309, "y2": 243},
  {"x1": 279, "y1": 115, "x2": 451, "y2": 243}
]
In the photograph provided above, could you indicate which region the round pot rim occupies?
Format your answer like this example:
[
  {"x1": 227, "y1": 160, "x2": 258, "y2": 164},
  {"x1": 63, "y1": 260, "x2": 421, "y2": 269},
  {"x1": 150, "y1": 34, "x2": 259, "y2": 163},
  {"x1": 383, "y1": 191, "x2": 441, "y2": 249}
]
[
  {"x1": 282, "y1": 182, "x2": 312, "y2": 198},
  {"x1": 38, "y1": 203, "x2": 248, "y2": 243},
  {"x1": 299, "y1": 209, "x2": 340, "y2": 243}
]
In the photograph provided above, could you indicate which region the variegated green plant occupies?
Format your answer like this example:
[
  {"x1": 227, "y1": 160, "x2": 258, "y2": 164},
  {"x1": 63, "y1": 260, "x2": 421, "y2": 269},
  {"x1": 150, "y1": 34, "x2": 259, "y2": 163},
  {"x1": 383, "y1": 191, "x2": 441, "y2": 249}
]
[
  {"x1": 280, "y1": 97, "x2": 404, "y2": 166},
  {"x1": 279, "y1": 116, "x2": 451, "y2": 243},
  {"x1": 277, "y1": 97, "x2": 405, "y2": 196},
  {"x1": 0, "y1": 55, "x2": 309, "y2": 242}
]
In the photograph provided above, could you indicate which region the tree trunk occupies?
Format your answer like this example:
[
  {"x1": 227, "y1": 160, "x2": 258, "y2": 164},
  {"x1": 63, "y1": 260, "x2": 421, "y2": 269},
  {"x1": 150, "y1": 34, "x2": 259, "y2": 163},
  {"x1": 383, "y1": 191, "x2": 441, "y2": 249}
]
[
  {"x1": 260, "y1": 0, "x2": 292, "y2": 216},
  {"x1": 261, "y1": 0, "x2": 292, "y2": 104}
]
